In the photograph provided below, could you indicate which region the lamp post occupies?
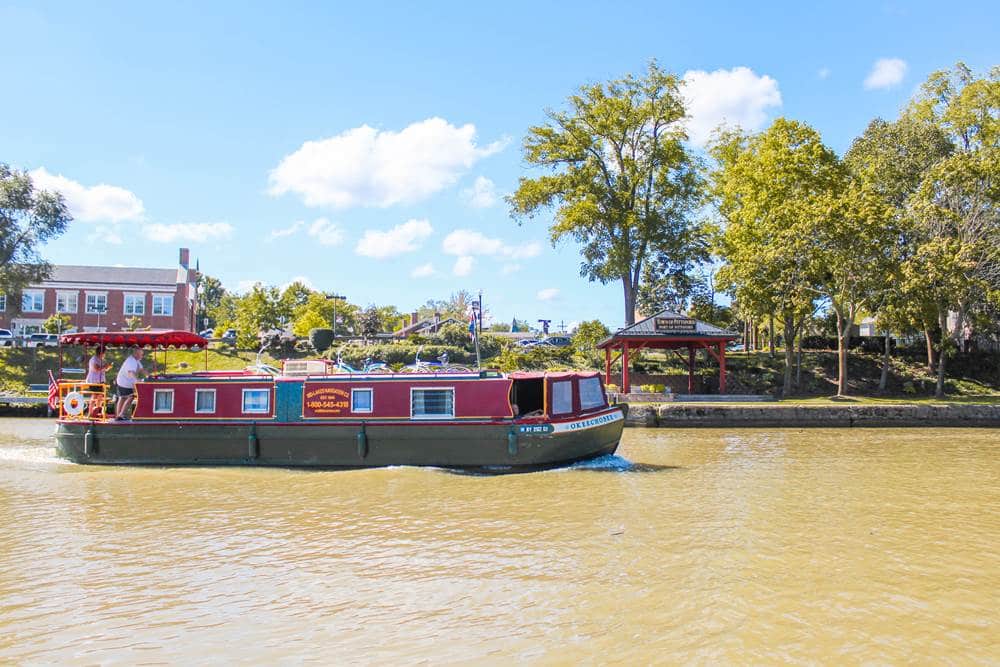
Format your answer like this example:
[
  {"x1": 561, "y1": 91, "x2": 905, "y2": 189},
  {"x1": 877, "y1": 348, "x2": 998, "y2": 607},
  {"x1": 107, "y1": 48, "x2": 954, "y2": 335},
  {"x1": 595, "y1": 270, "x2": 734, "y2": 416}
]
[
  {"x1": 326, "y1": 293, "x2": 346, "y2": 340},
  {"x1": 95, "y1": 305, "x2": 107, "y2": 332}
]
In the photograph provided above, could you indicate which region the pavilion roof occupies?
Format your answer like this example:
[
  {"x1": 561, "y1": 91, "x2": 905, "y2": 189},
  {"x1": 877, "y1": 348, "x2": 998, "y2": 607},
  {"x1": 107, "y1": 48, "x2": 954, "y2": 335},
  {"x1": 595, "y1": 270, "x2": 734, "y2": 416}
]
[{"x1": 597, "y1": 310, "x2": 738, "y2": 348}]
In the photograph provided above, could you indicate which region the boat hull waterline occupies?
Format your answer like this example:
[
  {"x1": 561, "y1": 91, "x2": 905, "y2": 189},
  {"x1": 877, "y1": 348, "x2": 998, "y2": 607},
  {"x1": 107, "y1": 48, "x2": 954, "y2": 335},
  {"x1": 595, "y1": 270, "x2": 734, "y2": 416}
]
[{"x1": 55, "y1": 406, "x2": 626, "y2": 468}]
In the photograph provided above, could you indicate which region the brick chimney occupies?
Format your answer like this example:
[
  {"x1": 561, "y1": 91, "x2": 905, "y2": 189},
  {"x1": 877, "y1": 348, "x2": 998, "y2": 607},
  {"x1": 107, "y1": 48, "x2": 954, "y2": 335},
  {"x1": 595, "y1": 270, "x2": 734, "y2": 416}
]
[
  {"x1": 410, "y1": 311, "x2": 419, "y2": 326},
  {"x1": 179, "y1": 247, "x2": 190, "y2": 269}
]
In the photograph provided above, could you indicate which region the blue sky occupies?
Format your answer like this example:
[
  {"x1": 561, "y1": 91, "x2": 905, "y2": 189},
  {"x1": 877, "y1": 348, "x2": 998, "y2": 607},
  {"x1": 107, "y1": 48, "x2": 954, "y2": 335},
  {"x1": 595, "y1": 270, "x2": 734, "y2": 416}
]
[{"x1": 2, "y1": 1, "x2": 997, "y2": 331}]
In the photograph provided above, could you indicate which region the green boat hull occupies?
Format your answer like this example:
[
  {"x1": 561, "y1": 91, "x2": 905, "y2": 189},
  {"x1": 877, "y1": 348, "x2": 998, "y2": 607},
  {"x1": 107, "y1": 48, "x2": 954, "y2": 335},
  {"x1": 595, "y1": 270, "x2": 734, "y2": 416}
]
[{"x1": 54, "y1": 410, "x2": 625, "y2": 469}]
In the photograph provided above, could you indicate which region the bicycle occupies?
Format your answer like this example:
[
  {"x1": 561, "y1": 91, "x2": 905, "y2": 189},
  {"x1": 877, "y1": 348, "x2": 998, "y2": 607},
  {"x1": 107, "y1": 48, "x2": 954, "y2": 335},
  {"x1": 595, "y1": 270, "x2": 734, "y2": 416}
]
[
  {"x1": 331, "y1": 349, "x2": 391, "y2": 374},
  {"x1": 400, "y1": 346, "x2": 473, "y2": 373}
]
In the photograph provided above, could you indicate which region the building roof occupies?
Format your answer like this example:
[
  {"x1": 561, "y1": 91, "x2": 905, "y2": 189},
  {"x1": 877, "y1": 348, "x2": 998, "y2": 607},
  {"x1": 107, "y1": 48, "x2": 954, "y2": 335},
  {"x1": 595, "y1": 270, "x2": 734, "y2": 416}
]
[
  {"x1": 394, "y1": 316, "x2": 463, "y2": 337},
  {"x1": 597, "y1": 309, "x2": 738, "y2": 348},
  {"x1": 45, "y1": 265, "x2": 179, "y2": 288}
]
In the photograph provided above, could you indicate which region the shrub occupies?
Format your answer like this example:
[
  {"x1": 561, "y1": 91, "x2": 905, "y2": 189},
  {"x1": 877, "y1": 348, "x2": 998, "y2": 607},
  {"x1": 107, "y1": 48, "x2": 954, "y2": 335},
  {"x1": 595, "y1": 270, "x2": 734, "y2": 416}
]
[
  {"x1": 310, "y1": 328, "x2": 335, "y2": 353},
  {"x1": 639, "y1": 384, "x2": 667, "y2": 393}
]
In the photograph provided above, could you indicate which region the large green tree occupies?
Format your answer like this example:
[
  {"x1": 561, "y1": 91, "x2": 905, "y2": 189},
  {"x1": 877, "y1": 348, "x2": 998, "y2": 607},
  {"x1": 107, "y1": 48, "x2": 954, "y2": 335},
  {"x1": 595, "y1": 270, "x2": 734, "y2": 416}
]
[
  {"x1": 711, "y1": 119, "x2": 837, "y2": 396},
  {"x1": 195, "y1": 274, "x2": 226, "y2": 330},
  {"x1": 0, "y1": 164, "x2": 72, "y2": 300},
  {"x1": 508, "y1": 62, "x2": 704, "y2": 325},
  {"x1": 907, "y1": 63, "x2": 1000, "y2": 396}
]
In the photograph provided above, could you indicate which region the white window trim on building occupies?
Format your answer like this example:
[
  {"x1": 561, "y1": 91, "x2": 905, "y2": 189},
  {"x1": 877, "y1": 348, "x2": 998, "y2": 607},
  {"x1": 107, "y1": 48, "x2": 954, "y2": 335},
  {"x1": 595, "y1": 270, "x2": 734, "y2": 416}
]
[
  {"x1": 0, "y1": 294, "x2": 6, "y2": 312},
  {"x1": 152, "y1": 294, "x2": 174, "y2": 316},
  {"x1": 56, "y1": 291, "x2": 79, "y2": 314},
  {"x1": 86, "y1": 292, "x2": 109, "y2": 314},
  {"x1": 123, "y1": 293, "x2": 146, "y2": 316},
  {"x1": 22, "y1": 290, "x2": 44, "y2": 313}
]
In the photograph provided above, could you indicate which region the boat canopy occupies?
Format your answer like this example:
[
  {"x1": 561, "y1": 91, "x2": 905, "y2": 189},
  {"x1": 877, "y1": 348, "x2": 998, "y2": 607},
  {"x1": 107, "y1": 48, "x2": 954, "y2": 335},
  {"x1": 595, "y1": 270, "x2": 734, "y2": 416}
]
[{"x1": 59, "y1": 330, "x2": 208, "y2": 349}]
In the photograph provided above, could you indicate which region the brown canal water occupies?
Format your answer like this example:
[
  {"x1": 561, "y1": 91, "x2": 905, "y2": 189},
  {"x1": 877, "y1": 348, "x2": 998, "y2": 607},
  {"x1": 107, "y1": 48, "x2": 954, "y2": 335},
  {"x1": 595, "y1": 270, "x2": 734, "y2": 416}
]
[{"x1": 0, "y1": 418, "x2": 997, "y2": 663}]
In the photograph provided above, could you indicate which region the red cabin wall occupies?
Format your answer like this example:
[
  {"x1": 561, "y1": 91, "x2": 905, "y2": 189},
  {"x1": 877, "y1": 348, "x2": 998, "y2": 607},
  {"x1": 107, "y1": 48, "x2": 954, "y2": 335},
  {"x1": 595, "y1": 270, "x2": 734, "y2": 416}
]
[
  {"x1": 132, "y1": 380, "x2": 275, "y2": 420},
  {"x1": 300, "y1": 377, "x2": 514, "y2": 420}
]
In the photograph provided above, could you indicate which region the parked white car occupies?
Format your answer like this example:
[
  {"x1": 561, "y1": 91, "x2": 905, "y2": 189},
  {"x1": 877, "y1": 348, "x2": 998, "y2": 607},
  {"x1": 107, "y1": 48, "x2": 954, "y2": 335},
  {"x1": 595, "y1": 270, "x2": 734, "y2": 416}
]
[
  {"x1": 25, "y1": 333, "x2": 59, "y2": 348},
  {"x1": 0, "y1": 329, "x2": 14, "y2": 347}
]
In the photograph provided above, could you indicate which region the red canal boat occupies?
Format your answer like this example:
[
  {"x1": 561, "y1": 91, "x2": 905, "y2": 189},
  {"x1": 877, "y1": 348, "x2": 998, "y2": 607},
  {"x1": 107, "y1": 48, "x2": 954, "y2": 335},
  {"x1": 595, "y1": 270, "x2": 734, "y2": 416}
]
[{"x1": 53, "y1": 332, "x2": 626, "y2": 469}]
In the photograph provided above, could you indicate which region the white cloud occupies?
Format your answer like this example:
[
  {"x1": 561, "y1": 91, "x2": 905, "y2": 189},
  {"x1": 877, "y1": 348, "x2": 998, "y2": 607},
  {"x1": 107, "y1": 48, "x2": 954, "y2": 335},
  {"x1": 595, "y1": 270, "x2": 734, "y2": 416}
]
[
  {"x1": 681, "y1": 67, "x2": 782, "y2": 146},
  {"x1": 411, "y1": 263, "x2": 436, "y2": 278},
  {"x1": 537, "y1": 288, "x2": 560, "y2": 301},
  {"x1": 501, "y1": 263, "x2": 522, "y2": 275},
  {"x1": 269, "y1": 220, "x2": 305, "y2": 240},
  {"x1": 453, "y1": 256, "x2": 474, "y2": 276},
  {"x1": 268, "y1": 118, "x2": 506, "y2": 208},
  {"x1": 281, "y1": 276, "x2": 315, "y2": 291},
  {"x1": 29, "y1": 167, "x2": 144, "y2": 223},
  {"x1": 236, "y1": 280, "x2": 261, "y2": 293},
  {"x1": 142, "y1": 222, "x2": 233, "y2": 243},
  {"x1": 88, "y1": 225, "x2": 123, "y2": 245},
  {"x1": 355, "y1": 218, "x2": 433, "y2": 259},
  {"x1": 442, "y1": 230, "x2": 542, "y2": 260},
  {"x1": 818, "y1": 67, "x2": 831, "y2": 80},
  {"x1": 462, "y1": 176, "x2": 498, "y2": 208},
  {"x1": 864, "y1": 58, "x2": 907, "y2": 90},
  {"x1": 306, "y1": 217, "x2": 344, "y2": 246}
]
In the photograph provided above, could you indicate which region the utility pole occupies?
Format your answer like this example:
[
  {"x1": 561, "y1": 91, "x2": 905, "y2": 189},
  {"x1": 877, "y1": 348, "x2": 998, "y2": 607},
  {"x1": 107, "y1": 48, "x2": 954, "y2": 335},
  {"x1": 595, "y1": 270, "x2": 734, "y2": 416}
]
[
  {"x1": 326, "y1": 293, "x2": 346, "y2": 340},
  {"x1": 471, "y1": 291, "x2": 482, "y2": 370}
]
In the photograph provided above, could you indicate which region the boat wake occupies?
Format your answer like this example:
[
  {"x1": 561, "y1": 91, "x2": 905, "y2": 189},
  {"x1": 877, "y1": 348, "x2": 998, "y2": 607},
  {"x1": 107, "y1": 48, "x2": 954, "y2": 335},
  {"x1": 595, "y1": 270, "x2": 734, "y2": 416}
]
[
  {"x1": 0, "y1": 444, "x2": 70, "y2": 468},
  {"x1": 562, "y1": 454, "x2": 680, "y2": 474}
]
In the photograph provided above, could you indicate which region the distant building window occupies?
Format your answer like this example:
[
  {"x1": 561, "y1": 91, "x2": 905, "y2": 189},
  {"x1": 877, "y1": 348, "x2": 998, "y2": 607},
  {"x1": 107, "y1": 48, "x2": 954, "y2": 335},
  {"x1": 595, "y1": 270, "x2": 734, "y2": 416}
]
[
  {"x1": 124, "y1": 294, "x2": 145, "y2": 316},
  {"x1": 195, "y1": 389, "x2": 216, "y2": 414},
  {"x1": 56, "y1": 292, "x2": 78, "y2": 314},
  {"x1": 242, "y1": 388, "x2": 270, "y2": 414},
  {"x1": 551, "y1": 380, "x2": 573, "y2": 414},
  {"x1": 410, "y1": 388, "x2": 454, "y2": 419},
  {"x1": 22, "y1": 291, "x2": 44, "y2": 313},
  {"x1": 579, "y1": 377, "x2": 606, "y2": 410},
  {"x1": 0, "y1": 295, "x2": 6, "y2": 312},
  {"x1": 352, "y1": 388, "x2": 373, "y2": 413},
  {"x1": 86, "y1": 293, "x2": 108, "y2": 314},
  {"x1": 152, "y1": 389, "x2": 174, "y2": 414},
  {"x1": 152, "y1": 295, "x2": 173, "y2": 316}
]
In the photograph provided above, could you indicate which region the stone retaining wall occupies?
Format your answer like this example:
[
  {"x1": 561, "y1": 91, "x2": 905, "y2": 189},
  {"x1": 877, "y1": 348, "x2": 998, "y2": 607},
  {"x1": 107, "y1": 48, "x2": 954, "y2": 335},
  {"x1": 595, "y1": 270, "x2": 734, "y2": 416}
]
[{"x1": 622, "y1": 403, "x2": 1000, "y2": 427}]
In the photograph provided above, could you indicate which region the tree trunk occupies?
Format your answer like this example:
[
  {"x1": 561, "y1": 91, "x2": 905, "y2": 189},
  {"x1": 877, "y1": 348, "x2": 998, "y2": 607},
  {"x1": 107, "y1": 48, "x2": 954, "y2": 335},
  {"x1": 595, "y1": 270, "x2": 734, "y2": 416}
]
[
  {"x1": 782, "y1": 313, "x2": 795, "y2": 397},
  {"x1": 834, "y1": 307, "x2": 849, "y2": 397},
  {"x1": 924, "y1": 328, "x2": 935, "y2": 373},
  {"x1": 935, "y1": 310, "x2": 948, "y2": 398},
  {"x1": 795, "y1": 330, "x2": 802, "y2": 389},
  {"x1": 878, "y1": 331, "x2": 891, "y2": 394},
  {"x1": 622, "y1": 278, "x2": 636, "y2": 326},
  {"x1": 768, "y1": 313, "x2": 775, "y2": 358}
]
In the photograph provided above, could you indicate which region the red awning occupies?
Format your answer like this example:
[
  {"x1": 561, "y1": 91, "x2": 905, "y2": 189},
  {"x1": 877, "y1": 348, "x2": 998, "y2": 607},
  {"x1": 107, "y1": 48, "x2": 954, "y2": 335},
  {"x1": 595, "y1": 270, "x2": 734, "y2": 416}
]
[{"x1": 59, "y1": 330, "x2": 208, "y2": 349}]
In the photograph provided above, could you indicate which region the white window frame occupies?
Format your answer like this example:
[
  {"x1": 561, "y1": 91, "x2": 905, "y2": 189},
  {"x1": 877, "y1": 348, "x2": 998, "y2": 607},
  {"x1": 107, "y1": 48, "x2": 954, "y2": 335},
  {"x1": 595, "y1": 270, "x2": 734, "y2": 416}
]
[
  {"x1": 21, "y1": 290, "x2": 44, "y2": 313},
  {"x1": 578, "y1": 377, "x2": 606, "y2": 410},
  {"x1": 410, "y1": 387, "x2": 455, "y2": 420},
  {"x1": 152, "y1": 389, "x2": 174, "y2": 414},
  {"x1": 242, "y1": 388, "x2": 270, "y2": 414},
  {"x1": 56, "y1": 291, "x2": 78, "y2": 314},
  {"x1": 352, "y1": 388, "x2": 373, "y2": 413},
  {"x1": 86, "y1": 292, "x2": 108, "y2": 314},
  {"x1": 123, "y1": 293, "x2": 146, "y2": 316},
  {"x1": 0, "y1": 295, "x2": 5, "y2": 312},
  {"x1": 195, "y1": 388, "x2": 216, "y2": 414},
  {"x1": 152, "y1": 294, "x2": 174, "y2": 316}
]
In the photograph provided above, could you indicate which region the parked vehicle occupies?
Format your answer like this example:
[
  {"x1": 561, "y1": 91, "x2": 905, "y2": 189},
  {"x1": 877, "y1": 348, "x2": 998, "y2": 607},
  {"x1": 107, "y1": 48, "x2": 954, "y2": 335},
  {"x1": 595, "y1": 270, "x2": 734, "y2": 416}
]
[
  {"x1": 541, "y1": 336, "x2": 572, "y2": 347},
  {"x1": 517, "y1": 339, "x2": 540, "y2": 348},
  {"x1": 219, "y1": 328, "x2": 237, "y2": 345},
  {"x1": 25, "y1": 333, "x2": 60, "y2": 348},
  {"x1": 0, "y1": 329, "x2": 14, "y2": 347}
]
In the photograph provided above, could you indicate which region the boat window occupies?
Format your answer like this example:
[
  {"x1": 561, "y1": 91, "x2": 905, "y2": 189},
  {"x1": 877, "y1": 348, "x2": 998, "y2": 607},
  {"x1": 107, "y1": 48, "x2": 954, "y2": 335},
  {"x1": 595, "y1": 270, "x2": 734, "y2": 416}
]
[
  {"x1": 411, "y1": 388, "x2": 454, "y2": 419},
  {"x1": 511, "y1": 377, "x2": 544, "y2": 416},
  {"x1": 579, "y1": 377, "x2": 606, "y2": 410},
  {"x1": 551, "y1": 380, "x2": 573, "y2": 414},
  {"x1": 152, "y1": 389, "x2": 174, "y2": 414},
  {"x1": 242, "y1": 388, "x2": 270, "y2": 414},
  {"x1": 352, "y1": 388, "x2": 373, "y2": 413},
  {"x1": 195, "y1": 388, "x2": 216, "y2": 414}
]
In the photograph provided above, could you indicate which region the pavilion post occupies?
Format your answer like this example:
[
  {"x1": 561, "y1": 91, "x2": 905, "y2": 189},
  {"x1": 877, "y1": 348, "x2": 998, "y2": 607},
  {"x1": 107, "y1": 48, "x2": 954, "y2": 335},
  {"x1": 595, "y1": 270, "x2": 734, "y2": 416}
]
[
  {"x1": 622, "y1": 343, "x2": 631, "y2": 394},
  {"x1": 604, "y1": 347, "x2": 611, "y2": 386},
  {"x1": 688, "y1": 345, "x2": 695, "y2": 394},
  {"x1": 719, "y1": 341, "x2": 727, "y2": 394}
]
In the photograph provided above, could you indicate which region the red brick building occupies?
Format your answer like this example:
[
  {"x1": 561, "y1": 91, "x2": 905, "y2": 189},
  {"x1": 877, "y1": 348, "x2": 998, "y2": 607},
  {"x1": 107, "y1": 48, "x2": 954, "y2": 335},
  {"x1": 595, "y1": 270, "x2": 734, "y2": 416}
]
[{"x1": 1, "y1": 248, "x2": 199, "y2": 335}]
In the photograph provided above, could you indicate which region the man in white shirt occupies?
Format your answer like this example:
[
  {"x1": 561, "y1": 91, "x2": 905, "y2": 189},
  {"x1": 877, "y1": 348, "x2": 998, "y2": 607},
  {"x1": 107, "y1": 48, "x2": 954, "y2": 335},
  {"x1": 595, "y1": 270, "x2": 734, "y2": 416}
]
[{"x1": 115, "y1": 347, "x2": 146, "y2": 420}]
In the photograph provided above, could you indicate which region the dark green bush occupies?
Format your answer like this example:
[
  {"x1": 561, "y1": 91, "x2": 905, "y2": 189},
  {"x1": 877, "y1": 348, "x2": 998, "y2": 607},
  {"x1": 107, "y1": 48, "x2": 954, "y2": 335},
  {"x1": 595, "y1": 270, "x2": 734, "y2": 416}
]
[{"x1": 309, "y1": 328, "x2": 335, "y2": 353}]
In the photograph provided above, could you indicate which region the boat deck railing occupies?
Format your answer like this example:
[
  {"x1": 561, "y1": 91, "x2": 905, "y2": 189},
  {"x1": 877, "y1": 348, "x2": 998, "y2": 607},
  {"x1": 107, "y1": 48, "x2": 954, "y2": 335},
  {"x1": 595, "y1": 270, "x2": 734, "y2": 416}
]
[{"x1": 56, "y1": 381, "x2": 111, "y2": 421}]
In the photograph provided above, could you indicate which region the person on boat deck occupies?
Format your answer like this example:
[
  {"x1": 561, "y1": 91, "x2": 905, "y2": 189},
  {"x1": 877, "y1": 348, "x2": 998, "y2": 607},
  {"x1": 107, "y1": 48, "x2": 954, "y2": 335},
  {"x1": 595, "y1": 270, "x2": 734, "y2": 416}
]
[
  {"x1": 85, "y1": 346, "x2": 111, "y2": 385},
  {"x1": 114, "y1": 347, "x2": 146, "y2": 420}
]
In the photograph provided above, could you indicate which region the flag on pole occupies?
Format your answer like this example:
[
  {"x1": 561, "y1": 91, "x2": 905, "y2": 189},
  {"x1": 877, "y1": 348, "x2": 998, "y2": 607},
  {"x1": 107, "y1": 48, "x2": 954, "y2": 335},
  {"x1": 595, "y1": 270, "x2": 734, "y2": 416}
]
[
  {"x1": 47, "y1": 370, "x2": 59, "y2": 411},
  {"x1": 468, "y1": 311, "x2": 477, "y2": 338}
]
